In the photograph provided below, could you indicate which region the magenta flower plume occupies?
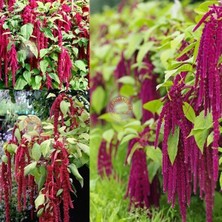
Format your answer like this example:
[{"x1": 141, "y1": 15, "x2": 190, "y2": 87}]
[
  {"x1": 114, "y1": 53, "x2": 131, "y2": 88},
  {"x1": 21, "y1": 1, "x2": 36, "y2": 24},
  {"x1": 8, "y1": 44, "x2": 18, "y2": 86},
  {"x1": 8, "y1": 0, "x2": 16, "y2": 11},
  {"x1": 193, "y1": 5, "x2": 222, "y2": 181},
  {"x1": 58, "y1": 47, "x2": 72, "y2": 89},
  {"x1": 97, "y1": 140, "x2": 113, "y2": 177},
  {"x1": 39, "y1": 140, "x2": 74, "y2": 222},
  {"x1": 0, "y1": 0, "x2": 3, "y2": 10},
  {"x1": 126, "y1": 146, "x2": 151, "y2": 209},
  {"x1": 91, "y1": 72, "x2": 104, "y2": 93},
  {"x1": 136, "y1": 55, "x2": 159, "y2": 122}
]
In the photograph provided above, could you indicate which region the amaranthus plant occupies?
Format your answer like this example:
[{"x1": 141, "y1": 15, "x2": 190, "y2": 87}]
[
  {"x1": 0, "y1": 0, "x2": 89, "y2": 90},
  {"x1": 91, "y1": 1, "x2": 222, "y2": 222},
  {"x1": 0, "y1": 92, "x2": 89, "y2": 222}
]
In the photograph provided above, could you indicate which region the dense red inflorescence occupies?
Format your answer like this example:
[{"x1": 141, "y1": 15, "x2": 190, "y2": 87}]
[
  {"x1": 39, "y1": 140, "x2": 74, "y2": 222},
  {"x1": 8, "y1": 44, "x2": 18, "y2": 87},
  {"x1": 125, "y1": 138, "x2": 151, "y2": 209},
  {"x1": 135, "y1": 55, "x2": 159, "y2": 122},
  {"x1": 156, "y1": 87, "x2": 216, "y2": 222},
  {"x1": 0, "y1": 130, "x2": 37, "y2": 222},
  {"x1": 193, "y1": 5, "x2": 222, "y2": 182},
  {"x1": 114, "y1": 53, "x2": 131, "y2": 88},
  {"x1": 155, "y1": 74, "x2": 194, "y2": 222},
  {"x1": 97, "y1": 140, "x2": 113, "y2": 177},
  {"x1": 125, "y1": 55, "x2": 160, "y2": 209}
]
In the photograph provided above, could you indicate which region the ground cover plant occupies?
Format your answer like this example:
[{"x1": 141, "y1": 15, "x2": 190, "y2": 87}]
[
  {"x1": 0, "y1": 0, "x2": 89, "y2": 90},
  {"x1": 91, "y1": 1, "x2": 222, "y2": 221}
]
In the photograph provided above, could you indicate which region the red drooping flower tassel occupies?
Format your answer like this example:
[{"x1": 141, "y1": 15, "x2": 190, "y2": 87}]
[
  {"x1": 193, "y1": 5, "x2": 222, "y2": 181},
  {"x1": 125, "y1": 139, "x2": 151, "y2": 209},
  {"x1": 8, "y1": 0, "x2": 16, "y2": 11},
  {"x1": 136, "y1": 55, "x2": 159, "y2": 122},
  {"x1": 114, "y1": 53, "x2": 131, "y2": 88},
  {"x1": 14, "y1": 138, "x2": 31, "y2": 211},
  {"x1": 97, "y1": 140, "x2": 113, "y2": 177},
  {"x1": 8, "y1": 44, "x2": 18, "y2": 86},
  {"x1": 39, "y1": 140, "x2": 74, "y2": 222},
  {"x1": 1, "y1": 162, "x2": 10, "y2": 222},
  {"x1": 58, "y1": 47, "x2": 72, "y2": 89}
]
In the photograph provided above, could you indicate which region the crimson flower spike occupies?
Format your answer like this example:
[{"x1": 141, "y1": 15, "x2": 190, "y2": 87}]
[
  {"x1": 193, "y1": 4, "x2": 222, "y2": 181},
  {"x1": 8, "y1": 44, "x2": 18, "y2": 87},
  {"x1": 97, "y1": 140, "x2": 113, "y2": 177}
]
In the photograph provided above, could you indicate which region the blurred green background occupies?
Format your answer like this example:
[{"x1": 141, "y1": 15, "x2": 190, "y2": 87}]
[{"x1": 91, "y1": 0, "x2": 203, "y2": 13}]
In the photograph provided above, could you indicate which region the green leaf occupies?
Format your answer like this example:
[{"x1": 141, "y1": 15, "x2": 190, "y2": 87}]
[
  {"x1": 69, "y1": 164, "x2": 84, "y2": 187},
  {"x1": 167, "y1": 126, "x2": 180, "y2": 165},
  {"x1": 25, "y1": 40, "x2": 38, "y2": 58},
  {"x1": 20, "y1": 23, "x2": 34, "y2": 40},
  {"x1": 120, "y1": 84, "x2": 135, "y2": 97},
  {"x1": 17, "y1": 49, "x2": 27, "y2": 64},
  {"x1": 102, "y1": 129, "x2": 114, "y2": 144},
  {"x1": 137, "y1": 42, "x2": 154, "y2": 64},
  {"x1": 143, "y1": 99, "x2": 162, "y2": 114},
  {"x1": 49, "y1": 73, "x2": 60, "y2": 83},
  {"x1": 182, "y1": 102, "x2": 196, "y2": 123},
  {"x1": 46, "y1": 93, "x2": 56, "y2": 99},
  {"x1": 32, "y1": 76, "x2": 42, "y2": 90},
  {"x1": 207, "y1": 131, "x2": 213, "y2": 147},
  {"x1": 37, "y1": 208, "x2": 44, "y2": 217},
  {"x1": 148, "y1": 161, "x2": 161, "y2": 183},
  {"x1": 118, "y1": 76, "x2": 135, "y2": 85},
  {"x1": 99, "y1": 113, "x2": 122, "y2": 123},
  {"x1": 23, "y1": 71, "x2": 31, "y2": 84},
  {"x1": 2, "y1": 155, "x2": 8, "y2": 163},
  {"x1": 146, "y1": 146, "x2": 162, "y2": 163},
  {"x1": 60, "y1": 100, "x2": 70, "y2": 116},
  {"x1": 38, "y1": 166, "x2": 46, "y2": 191},
  {"x1": 120, "y1": 134, "x2": 137, "y2": 145},
  {"x1": 193, "y1": 40, "x2": 200, "y2": 63},
  {"x1": 77, "y1": 143, "x2": 89, "y2": 156},
  {"x1": 75, "y1": 60, "x2": 86, "y2": 72},
  {"x1": 92, "y1": 86, "x2": 105, "y2": 114},
  {"x1": 40, "y1": 49, "x2": 49, "y2": 58},
  {"x1": 31, "y1": 143, "x2": 41, "y2": 161},
  {"x1": 171, "y1": 33, "x2": 185, "y2": 50},
  {"x1": 14, "y1": 77, "x2": 27, "y2": 90},
  {"x1": 40, "y1": 60, "x2": 49, "y2": 74},
  {"x1": 15, "y1": 128, "x2": 21, "y2": 143},
  {"x1": 24, "y1": 161, "x2": 37, "y2": 176},
  {"x1": 56, "y1": 189, "x2": 63, "y2": 196},
  {"x1": 35, "y1": 193, "x2": 45, "y2": 209},
  {"x1": 7, "y1": 144, "x2": 17, "y2": 153},
  {"x1": 42, "y1": 28, "x2": 55, "y2": 40},
  {"x1": 193, "y1": 129, "x2": 209, "y2": 153},
  {"x1": 220, "y1": 173, "x2": 222, "y2": 190},
  {"x1": 40, "y1": 140, "x2": 51, "y2": 157},
  {"x1": 193, "y1": 111, "x2": 212, "y2": 131},
  {"x1": 194, "y1": 1, "x2": 217, "y2": 15},
  {"x1": 125, "y1": 33, "x2": 143, "y2": 59},
  {"x1": 133, "y1": 100, "x2": 142, "y2": 120}
]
